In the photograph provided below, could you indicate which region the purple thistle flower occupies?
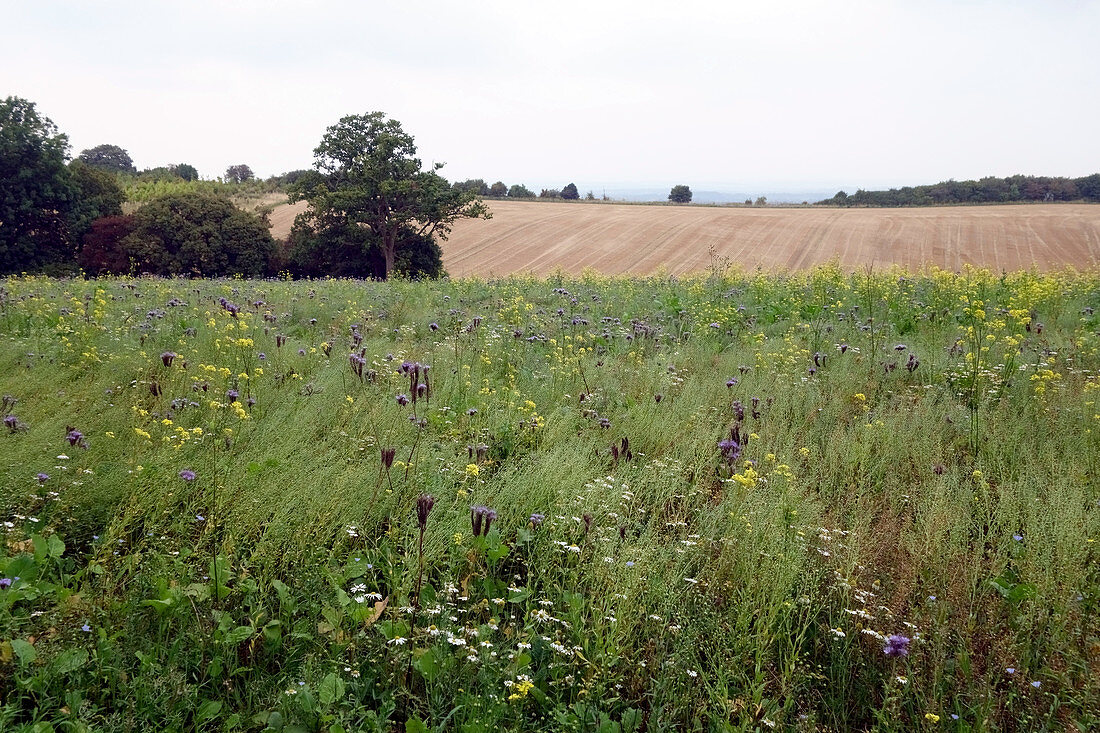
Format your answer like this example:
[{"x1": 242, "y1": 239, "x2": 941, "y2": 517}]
[
  {"x1": 883, "y1": 634, "x2": 910, "y2": 657},
  {"x1": 179, "y1": 469, "x2": 197, "y2": 482}
]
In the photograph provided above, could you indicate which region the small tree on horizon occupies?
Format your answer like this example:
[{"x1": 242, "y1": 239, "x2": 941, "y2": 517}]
[
  {"x1": 225, "y1": 164, "x2": 254, "y2": 184},
  {"x1": 561, "y1": 182, "x2": 579, "y2": 200},
  {"x1": 489, "y1": 181, "x2": 507, "y2": 197},
  {"x1": 508, "y1": 183, "x2": 535, "y2": 198},
  {"x1": 668, "y1": 184, "x2": 692, "y2": 203},
  {"x1": 77, "y1": 144, "x2": 135, "y2": 173}
]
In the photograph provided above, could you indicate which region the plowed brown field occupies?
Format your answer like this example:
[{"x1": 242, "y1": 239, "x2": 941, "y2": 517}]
[{"x1": 269, "y1": 200, "x2": 1100, "y2": 275}]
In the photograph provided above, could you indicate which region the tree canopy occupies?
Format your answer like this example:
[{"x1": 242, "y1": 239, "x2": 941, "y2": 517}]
[
  {"x1": 288, "y1": 112, "x2": 490, "y2": 278},
  {"x1": 0, "y1": 96, "x2": 75, "y2": 272},
  {"x1": 77, "y1": 144, "x2": 135, "y2": 173},
  {"x1": 97, "y1": 192, "x2": 274, "y2": 277},
  {"x1": 561, "y1": 182, "x2": 579, "y2": 200},
  {"x1": 668, "y1": 184, "x2": 692, "y2": 203},
  {"x1": 225, "y1": 164, "x2": 254, "y2": 183},
  {"x1": 508, "y1": 184, "x2": 535, "y2": 198}
]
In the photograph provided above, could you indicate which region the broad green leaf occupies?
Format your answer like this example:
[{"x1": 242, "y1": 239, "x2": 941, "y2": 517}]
[
  {"x1": 223, "y1": 625, "x2": 255, "y2": 645},
  {"x1": 319, "y1": 671, "x2": 345, "y2": 704},
  {"x1": 10, "y1": 638, "x2": 37, "y2": 664}
]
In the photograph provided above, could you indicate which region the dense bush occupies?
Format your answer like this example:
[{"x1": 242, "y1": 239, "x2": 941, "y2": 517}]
[{"x1": 81, "y1": 192, "x2": 275, "y2": 277}]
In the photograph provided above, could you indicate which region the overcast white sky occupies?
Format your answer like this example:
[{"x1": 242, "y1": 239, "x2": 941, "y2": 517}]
[{"x1": 4, "y1": 0, "x2": 1098, "y2": 194}]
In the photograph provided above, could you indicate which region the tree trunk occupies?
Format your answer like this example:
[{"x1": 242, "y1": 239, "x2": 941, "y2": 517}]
[{"x1": 382, "y1": 233, "x2": 396, "y2": 280}]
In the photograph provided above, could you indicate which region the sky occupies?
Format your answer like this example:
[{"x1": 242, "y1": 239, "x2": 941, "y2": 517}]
[{"x1": 4, "y1": 0, "x2": 1099, "y2": 195}]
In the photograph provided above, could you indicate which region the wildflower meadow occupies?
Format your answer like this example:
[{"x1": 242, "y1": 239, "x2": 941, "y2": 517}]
[{"x1": 1, "y1": 266, "x2": 1098, "y2": 731}]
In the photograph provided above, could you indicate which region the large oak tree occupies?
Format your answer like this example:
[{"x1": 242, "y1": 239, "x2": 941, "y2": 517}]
[{"x1": 289, "y1": 112, "x2": 489, "y2": 279}]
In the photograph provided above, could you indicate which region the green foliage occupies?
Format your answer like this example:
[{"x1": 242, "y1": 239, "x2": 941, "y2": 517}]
[
  {"x1": 67, "y1": 161, "x2": 125, "y2": 245},
  {"x1": 118, "y1": 192, "x2": 275, "y2": 276},
  {"x1": 561, "y1": 182, "x2": 579, "y2": 200},
  {"x1": 538, "y1": 188, "x2": 560, "y2": 199},
  {"x1": 0, "y1": 97, "x2": 74, "y2": 273},
  {"x1": 224, "y1": 163, "x2": 254, "y2": 184},
  {"x1": 508, "y1": 184, "x2": 535, "y2": 198},
  {"x1": 668, "y1": 184, "x2": 692, "y2": 203},
  {"x1": 289, "y1": 112, "x2": 490, "y2": 278},
  {"x1": 0, "y1": 269, "x2": 1098, "y2": 730},
  {"x1": 76, "y1": 144, "x2": 135, "y2": 173},
  {"x1": 172, "y1": 163, "x2": 199, "y2": 181},
  {"x1": 821, "y1": 173, "x2": 1100, "y2": 206},
  {"x1": 488, "y1": 181, "x2": 507, "y2": 197},
  {"x1": 453, "y1": 179, "x2": 489, "y2": 196}
]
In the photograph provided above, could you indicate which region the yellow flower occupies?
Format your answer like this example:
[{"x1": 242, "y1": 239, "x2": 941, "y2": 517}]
[
  {"x1": 925, "y1": 713, "x2": 940, "y2": 723},
  {"x1": 465, "y1": 463, "x2": 480, "y2": 476}
]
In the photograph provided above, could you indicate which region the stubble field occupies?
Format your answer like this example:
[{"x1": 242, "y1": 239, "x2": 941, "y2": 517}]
[{"x1": 268, "y1": 201, "x2": 1100, "y2": 276}]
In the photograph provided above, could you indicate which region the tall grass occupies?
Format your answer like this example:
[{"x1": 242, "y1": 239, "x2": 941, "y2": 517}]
[{"x1": 0, "y1": 267, "x2": 1097, "y2": 731}]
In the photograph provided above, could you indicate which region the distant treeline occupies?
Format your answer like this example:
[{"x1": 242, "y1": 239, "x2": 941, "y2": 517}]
[{"x1": 818, "y1": 174, "x2": 1100, "y2": 207}]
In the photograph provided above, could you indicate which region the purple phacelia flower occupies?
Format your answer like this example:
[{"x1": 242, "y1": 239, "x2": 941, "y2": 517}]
[{"x1": 883, "y1": 634, "x2": 910, "y2": 657}]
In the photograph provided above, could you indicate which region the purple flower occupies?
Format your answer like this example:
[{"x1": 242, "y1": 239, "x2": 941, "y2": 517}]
[
  {"x1": 81, "y1": 624, "x2": 91, "y2": 632},
  {"x1": 883, "y1": 634, "x2": 910, "y2": 657},
  {"x1": 396, "y1": 394, "x2": 410, "y2": 407},
  {"x1": 1031, "y1": 680, "x2": 1041, "y2": 688},
  {"x1": 195, "y1": 514, "x2": 205, "y2": 522},
  {"x1": 429, "y1": 322, "x2": 439, "y2": 331},
  {"x1": 66, "y1": 429, "x2": 83, "y2": 446},
  {"x1": 179, "y1": 469, "x2": 197, "y2": 481},
  {"x1": 36, "y1": 472, "x2": 49, "y2": 484},
  {"x1": 726, "y1": 378, "x2": 738, "y2": 388},
  {"x1": 529, "y1": 513, "x2": 545, "y2": 527},
  {"x1": 1013, "y1": 534, "x2": 1023, "y2": 542},
  {"x1": 471, "y1": 505, "x2": 497, "y2": 537},
  {"x1": 0, "y1": 578, "x2": 12, "y2": 589},
  {"x1": 226, "y1": 389, "x2": 239, "y2": 401},
  {"x1": 416, "y1": 494, "x2": 436, "y2": 530},
  {"x1": 718, "y1": 438, "x2": 741, "y2": 462},
  {"x1": 161, "y1": 351, "x2": 177, "y2": 367}
]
